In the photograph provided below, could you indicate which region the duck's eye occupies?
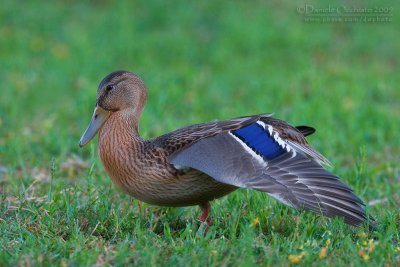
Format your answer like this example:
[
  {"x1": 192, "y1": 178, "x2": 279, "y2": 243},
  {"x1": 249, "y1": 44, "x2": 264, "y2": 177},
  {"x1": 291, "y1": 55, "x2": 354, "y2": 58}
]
[{"x1": 106, "y1": 85, "x2": 114, "y2": 92}]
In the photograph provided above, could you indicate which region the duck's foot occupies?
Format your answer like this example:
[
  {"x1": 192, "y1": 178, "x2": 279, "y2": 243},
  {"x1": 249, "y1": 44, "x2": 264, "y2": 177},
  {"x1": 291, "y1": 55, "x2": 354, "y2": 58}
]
[{"x1": 197, "y1": 202, "x2": 211, "y2": 237}]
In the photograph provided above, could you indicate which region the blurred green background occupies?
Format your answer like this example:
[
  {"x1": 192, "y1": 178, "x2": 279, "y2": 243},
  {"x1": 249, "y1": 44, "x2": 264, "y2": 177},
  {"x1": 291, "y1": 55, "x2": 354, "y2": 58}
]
[{"x1": 1, "y1": 0, "x2": 399, "y2": 266}]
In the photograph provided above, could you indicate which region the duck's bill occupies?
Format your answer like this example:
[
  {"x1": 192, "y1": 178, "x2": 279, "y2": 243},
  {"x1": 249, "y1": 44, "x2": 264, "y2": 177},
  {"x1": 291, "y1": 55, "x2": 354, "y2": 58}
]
[{"x1": 79, "y1": 106, "x2": 110, "y2": 147}]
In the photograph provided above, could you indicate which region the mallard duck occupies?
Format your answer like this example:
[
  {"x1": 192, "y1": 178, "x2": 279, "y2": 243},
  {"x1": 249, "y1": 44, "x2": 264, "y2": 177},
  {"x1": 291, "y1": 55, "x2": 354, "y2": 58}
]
[{"x1": 79, "y1": 70, "x2": 369, "y2": 227}]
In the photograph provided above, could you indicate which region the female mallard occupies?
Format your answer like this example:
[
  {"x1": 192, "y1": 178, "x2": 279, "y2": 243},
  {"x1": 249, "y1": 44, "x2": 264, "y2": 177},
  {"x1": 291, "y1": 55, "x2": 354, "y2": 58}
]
[{"x1": 79, "y1": 70, "x2": 368, "y2": 227}]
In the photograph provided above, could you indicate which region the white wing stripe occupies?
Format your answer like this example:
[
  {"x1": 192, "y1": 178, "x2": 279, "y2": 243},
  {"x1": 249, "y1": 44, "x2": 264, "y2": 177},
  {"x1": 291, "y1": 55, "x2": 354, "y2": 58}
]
[{"x1": 228, "y1": 132, "x2": 267, "y2": 166}]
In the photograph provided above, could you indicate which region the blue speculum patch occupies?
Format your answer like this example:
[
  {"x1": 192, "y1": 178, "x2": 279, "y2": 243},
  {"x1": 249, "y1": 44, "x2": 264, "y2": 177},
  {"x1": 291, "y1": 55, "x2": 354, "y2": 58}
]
[{"x1": 232, "y1": 123, "x2": 286, "y2": 159}]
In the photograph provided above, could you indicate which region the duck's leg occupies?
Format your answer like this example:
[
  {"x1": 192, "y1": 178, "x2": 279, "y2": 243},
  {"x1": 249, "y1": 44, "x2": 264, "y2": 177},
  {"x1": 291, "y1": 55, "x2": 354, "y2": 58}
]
[
  {"x1": 199, "y1": 202, "x2": 211, "y2": 223},
  {"x1": 198, "y1": 202, "x2": 211, "y2": 236}
]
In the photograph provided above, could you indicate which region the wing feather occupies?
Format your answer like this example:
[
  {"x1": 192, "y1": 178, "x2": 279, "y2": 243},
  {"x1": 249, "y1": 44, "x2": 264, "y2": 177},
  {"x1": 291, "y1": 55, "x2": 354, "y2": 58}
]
[{"x1": 169, "y1": 126, "x2": 367, "y2": 226}]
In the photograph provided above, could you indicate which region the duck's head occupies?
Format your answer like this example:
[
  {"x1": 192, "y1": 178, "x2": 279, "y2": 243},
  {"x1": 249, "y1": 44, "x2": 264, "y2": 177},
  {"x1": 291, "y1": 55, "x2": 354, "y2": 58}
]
[{"x1": 79, "y1": 70, "x2": 147, "y2": 147}]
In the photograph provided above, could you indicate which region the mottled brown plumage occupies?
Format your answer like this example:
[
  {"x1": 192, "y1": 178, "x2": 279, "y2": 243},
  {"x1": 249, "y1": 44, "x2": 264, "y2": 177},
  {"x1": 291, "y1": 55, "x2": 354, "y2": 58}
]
[{"x1": 79, "y1": 70, "x2": 372, "y2": 228}]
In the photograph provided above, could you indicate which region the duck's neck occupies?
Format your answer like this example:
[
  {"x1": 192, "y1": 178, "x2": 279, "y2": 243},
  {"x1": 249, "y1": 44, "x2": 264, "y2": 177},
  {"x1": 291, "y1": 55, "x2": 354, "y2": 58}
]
[
  {"x1": 100, "y1": 109, "x2": 141, "y2": 140},
  {"x1": 97, "y1": 109, "x2": 145, "y2": 188},
  {"x1": 98, "y1": 109, "x2": 144, "y2": 164}
]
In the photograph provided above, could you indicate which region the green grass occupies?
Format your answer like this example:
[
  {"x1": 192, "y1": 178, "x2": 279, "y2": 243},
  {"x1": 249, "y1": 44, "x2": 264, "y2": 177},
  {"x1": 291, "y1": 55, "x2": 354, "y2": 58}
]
[{"x1": 1, "y1": 0, "x2": 399, "y2": 266}]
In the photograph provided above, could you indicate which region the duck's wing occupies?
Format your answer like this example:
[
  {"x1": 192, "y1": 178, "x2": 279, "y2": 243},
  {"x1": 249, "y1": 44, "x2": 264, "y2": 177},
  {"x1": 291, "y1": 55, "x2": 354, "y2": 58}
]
[
  {"x1": 151, "y1": 113, "x2": 272, "y2": 153},
  {"x1": 166, "y1": 116, "x2": 367, "y2": 226}
]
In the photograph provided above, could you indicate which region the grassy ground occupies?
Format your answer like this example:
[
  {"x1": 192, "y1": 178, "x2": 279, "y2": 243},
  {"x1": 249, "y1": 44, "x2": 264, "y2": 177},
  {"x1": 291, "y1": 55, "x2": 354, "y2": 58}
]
[{"x1": 1, "y1": 0, "x2": 399, "y2": 266}]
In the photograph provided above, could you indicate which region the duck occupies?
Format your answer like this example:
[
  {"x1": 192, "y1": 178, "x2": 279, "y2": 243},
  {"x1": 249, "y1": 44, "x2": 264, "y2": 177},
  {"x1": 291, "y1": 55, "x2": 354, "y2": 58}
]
[{"x1": 79, "y1": 70, "x2": 370, "y2": 228}]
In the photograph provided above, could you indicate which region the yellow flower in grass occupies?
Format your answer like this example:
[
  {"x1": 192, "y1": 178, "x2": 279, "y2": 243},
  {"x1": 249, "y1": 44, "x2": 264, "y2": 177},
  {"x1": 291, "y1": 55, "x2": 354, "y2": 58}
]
[
  {"x1": 363, "y1": 254, "x2": 370, "y2": 261},
  {"x1": 368, "y1": 239, "x2": 375, "y2": 253},
  {"x1": 325, "y1": 239, "x2": 331, "y2": 246},
  {"x1": 288, "y1": 252, "x2": 306, "y2": 264},
  {"x1": 252, "y1": 216, "x2": 259, "y2": 226},
  {"x1": 319, "y1": 247, "x2": 327, "y2": 259},
  {"x1": 288, "y1": 255, "x2": 301, "y2": 264},
  {"x1": 358, "y1": 249, "x2": 370, "y2": 261}
]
